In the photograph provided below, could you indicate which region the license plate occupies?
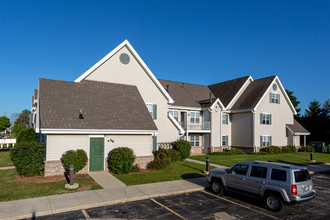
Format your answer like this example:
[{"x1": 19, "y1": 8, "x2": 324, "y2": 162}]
[{"x1": 304, "y1": 185, "x2": 310, "y2": 192}]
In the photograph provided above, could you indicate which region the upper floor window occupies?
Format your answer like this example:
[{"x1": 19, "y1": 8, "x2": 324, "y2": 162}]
[
  {"x1": 146, "y1": 104, "x2": 157, "y2": 120},
  {"x1": 190, "y1": 112, "x2": 200, "y2": 124},
  {"x1": 190, "y1": 135, "x2": 200, "y2": 147},
  {"x1": 169, "y1": 110, "x2": 179, "y2": 121},
  {"x1": 270, "y1": 93, "x2": 280, "y2": 104},
  {"x1": 260, "y1": 113, "x2": 271, "y2": 125},
  {"x1": 260, "y1": 135, "x2": 272, "y2": 147},
  {"x1": 222, "y1": 113, "x2": 229, "y2": 124}
]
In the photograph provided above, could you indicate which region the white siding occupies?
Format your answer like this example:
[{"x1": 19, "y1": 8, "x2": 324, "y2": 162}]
[
  {"x1": 46, "y1": 135, "x2": 89, "y2": 161},
  {"x1": 85, "y1": 46, "x2": 179, "y2": 143},
  {"x1": 210, "y1": 103, "x2": 221, "y2": 147},
  {"x1": 231, "y1": 113, "x2": 253, "y2": 147},
  {"x1": 105, "y1": 134, "x2": 152, "y2": 157}
]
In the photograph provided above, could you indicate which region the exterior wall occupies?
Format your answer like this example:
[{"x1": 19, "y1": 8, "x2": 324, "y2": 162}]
[
  {"x1": 231, "y1": 113, "x2": 253, "y2": 147},
  {"x1": 133, "y1": 156, "x2": 154, "y2": 169},
  {"x1": 105, "y1": 134, "x2": 153, "y2": 157},
  {"x1": 84, "y1": 46, "x2": 179, "y2": 143},
  {"x1": 255, "y1": 80, "x2": 294, "y2": 147},
  {"x1": 44, "y1": 160, "x2": 88, "y2": 177},
  {"x1": 210, "y1": 103, "x2": 221, "y2": 148},
  {"x1": 294, "y1": 135, "x2": 300, "y2": 147},
  {"x1": 221, "y1": 112, "x2": 232, "y2": 146},
  {"x1": 46, "y1": 135, "x2": 89, "y2": 161}
]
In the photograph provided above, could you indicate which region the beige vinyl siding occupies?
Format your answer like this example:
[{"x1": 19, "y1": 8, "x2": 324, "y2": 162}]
[
  {"x1": 46, "y1": 135, "x2": 89, "y2": 161},
  {"x1": 210, "y1": 103, "x2": 221, "y2": 148},
  {"x1": 255, "y1": 80, "x2": 294, "y2": 147},
  {"x1": 85, "y1": 46, "x2": 179, "y2": 142},
  {"x1": 105, "y1": 134, "x2": 152, "y2": 157},
  {"x1": 231, "y1": 113, "x2": 253, "y2": 147}
]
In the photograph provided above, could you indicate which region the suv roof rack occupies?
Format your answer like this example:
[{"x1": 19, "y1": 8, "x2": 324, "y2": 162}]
[{"x1": 253, "y1": 161, "x2": 290, "y2": 169}]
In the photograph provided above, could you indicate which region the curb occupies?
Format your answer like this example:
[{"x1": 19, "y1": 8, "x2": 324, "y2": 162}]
[{"x1": 3, "y1": 187, "x2": 205, "y2": 220}]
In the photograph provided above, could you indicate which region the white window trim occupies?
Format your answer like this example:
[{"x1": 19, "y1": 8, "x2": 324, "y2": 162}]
[
  {"x1": 270, "y1": 93, "x2": 280, "y2": 104},
  {"x1": 262, "y1": 135, "x2": 271, "y2": 147},
  {"x1": 169, "y1": 110, "x2": 179, "y2": 121},
  {"x1": 190, "y1": 111, "x2": 200, "y2": 124},
  {"x1": 222, "y1": 113, "x2": 229, "y2": 124},
  {"x1": 190, "y1": 135, "x2": 200, "y2": 147},
  {"x1": 261, "y1": 113, "x2": 271, "y2": 125}
]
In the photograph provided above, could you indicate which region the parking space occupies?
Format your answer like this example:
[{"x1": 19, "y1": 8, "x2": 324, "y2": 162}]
[{"x1": 23, "y1": 174, "x2": 330, "y2": 220}]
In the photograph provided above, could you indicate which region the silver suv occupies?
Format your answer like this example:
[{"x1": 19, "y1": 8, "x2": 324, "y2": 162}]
[{"x1": 207, "y1": 161, "x2": 316, "y2": 211}]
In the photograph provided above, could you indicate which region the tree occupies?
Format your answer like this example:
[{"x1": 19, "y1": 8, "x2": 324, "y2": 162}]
[
  {"x1": 286, "y1": 89, "x2": 301, "y2": 117},
  {"x1": 12, "y1": 124, "x2": 24, "y2": 135},
  {"x1": 10, "y1": 113, "x2": 20, "y2": 126},
  {"x1": 15, "y1": 109, "x2": 31, "y2": 127},
  {"x1": 0, "y1": 116, "x2": 11, "y2": 132},
  {"x1": 16, "y1": 127, "x2": 36, "y2": 144}
]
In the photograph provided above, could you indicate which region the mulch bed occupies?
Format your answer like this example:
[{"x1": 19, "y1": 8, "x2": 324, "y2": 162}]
[{"x1": 16, "y1": 174, "x2": 90, "y2": 183}]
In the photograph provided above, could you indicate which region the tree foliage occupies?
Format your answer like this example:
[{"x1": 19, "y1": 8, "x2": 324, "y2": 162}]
[
  {"x1": 15, "y1": 109, "x2": 31, "y2": 127},
  {"x1": 12, "y1": 124, "x2": 24, "y2": 135},
  {"x1": 16, "y1": 127, "x2": 37, "y2": 144},
  {"x1": 0, "y1": 116, "x2": 11, "y2": 132},
  {"x1": 286, "y1": 89, "x2": 301, "y2": 117}
]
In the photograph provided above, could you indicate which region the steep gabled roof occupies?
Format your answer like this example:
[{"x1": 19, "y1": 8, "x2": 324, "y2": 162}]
[
  {"x1": 286, "y1": 119, "x2": 310, "y2": 135},
  {"x1": 39, "y1": 78, "x2": 157, "y2": 131},
  {"x1": 158, "y1": 79, "x2": 216, "y2": 108},
  {"x1": 208, "y1": 76, "x2": 251, "y2": 108},
  {"x1": 74, "y1": 39, "x2": 174, "y2": 104},
  {"x1": 231, "y1": 76, "x2": 276, "y2": 110}
]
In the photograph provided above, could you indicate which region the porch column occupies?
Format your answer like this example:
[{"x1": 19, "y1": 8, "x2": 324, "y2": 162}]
[{"x1": 304, "y1": 135, "x2": 306, "y2": 147}]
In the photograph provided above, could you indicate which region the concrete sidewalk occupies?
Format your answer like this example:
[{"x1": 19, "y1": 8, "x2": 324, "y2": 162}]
[
  {"x1": 185, "y1": 158, "x2": 228, "y2": 169},
  {"x1": 0, "y1": 166, "x2": 15, "y2": 171},
  {"x1": 0, "y1": 176, "x2": 208, "y2": 220},
  {"x1": 88, "y1": 171, "x2": 126, "y2": 189}
]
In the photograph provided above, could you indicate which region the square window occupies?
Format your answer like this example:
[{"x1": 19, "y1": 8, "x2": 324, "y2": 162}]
[{"x1": 190, "y1": 135, "x2": 200, "y2": 147}]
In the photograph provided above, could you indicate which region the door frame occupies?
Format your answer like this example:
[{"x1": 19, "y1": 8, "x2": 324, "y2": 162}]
[{"x1": 89, "y1": 135, "x2": 106, "y2": 171}]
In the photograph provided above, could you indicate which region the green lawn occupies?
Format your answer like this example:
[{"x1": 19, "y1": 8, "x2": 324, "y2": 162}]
[
  {"x1": 189, "y1": 153, "x2": 330, "y2": 167},
  {"x1": 114, "y1": 162, "x2": 213, "y2": 186},
  {"x1": 0, "y1": 170, "x2": 102, "y2": 202},
  {"x1": 0, "y1": 151, "x2": 14, "y2": 167}
]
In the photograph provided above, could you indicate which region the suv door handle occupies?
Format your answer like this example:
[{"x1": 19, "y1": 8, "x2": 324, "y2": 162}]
[
  {"x1": 241, "y1": 177, "x2": 246, "y2": 180},
  {"x1": 257, "y1": 180, "x2": 266, "y2": 184}
]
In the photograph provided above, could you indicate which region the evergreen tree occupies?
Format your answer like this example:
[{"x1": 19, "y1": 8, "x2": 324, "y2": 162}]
[{"x1": 286, "y1": 89, "x2": 301, "y2": 117}]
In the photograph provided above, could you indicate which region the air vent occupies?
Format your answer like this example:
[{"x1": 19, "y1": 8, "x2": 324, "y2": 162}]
[{"x1": 119, "y1": 53, "x2": 130, "y2": 64}]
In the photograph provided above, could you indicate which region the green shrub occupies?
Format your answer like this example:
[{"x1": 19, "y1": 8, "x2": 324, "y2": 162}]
[
  {"x1": 149, "y1": 152, "x2": 171, "y2": 170},
  {"x1": 10, "y1": 142, "x2": 46, "y2": 176},
  {"x1": 209, "y1": 149, "x2": 246, "y2": 156},
  {"x1": 154, "y1": 148, "x2": 180, "y2": 162},
  {"x1": 260, "y1": 146, "x2": 281, "y2": 154},
  {"x1": 131, "y1": 164, "x2": 140, "y2": 173},
  {"x1": 62, "y1": 149, "x2": 88, "y2": 173},
  {"x1": 172, "y1": 140, "x2": 191, "y2": 161},
  {"x1": 299, "y1": 145, "x2": 315, "y2": 152},
  {"x1": 282, "y1": 145, "x2": 297, "y2": 153},
  {"x1": 250, "y1": 152, "x2": 270, "y2": 155},
  {"x1": 12, "y1": 124, "x2": 24, "y2": 135},
  {"x1": 108, "y1": 147, "x2": 135, "y2": 174},
  {"x1": 16, "y1": 127, "x2": 36, "y2": 144}
]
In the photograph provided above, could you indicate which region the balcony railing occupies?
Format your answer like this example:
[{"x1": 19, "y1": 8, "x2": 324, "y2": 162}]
[{"x1": 179, "y1": 121, "x2": 210, "y2": 130}]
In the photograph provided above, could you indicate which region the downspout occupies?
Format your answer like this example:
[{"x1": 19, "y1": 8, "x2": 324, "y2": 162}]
[
  {"x1": 252, "y1": 110, "x2": 256, "y2": 152},
  {"x1": 220, "y1": 110, "x2": 222, "y2": 152}
]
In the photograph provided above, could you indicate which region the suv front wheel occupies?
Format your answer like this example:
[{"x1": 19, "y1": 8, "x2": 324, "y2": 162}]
[
  {"x1": 264, "y1": 193, "x2": 283, "y2": 212},
  {"x1": 211, "y1": 179, "x2": 224, "y2": 194}
]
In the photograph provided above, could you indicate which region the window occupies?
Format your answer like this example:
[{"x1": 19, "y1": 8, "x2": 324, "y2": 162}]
[
  {"x1": 250, "y1": 166, "x2": 268, "y2": 178},
  {"x1": 231, "y1": 164, "x2": 249, "y2": 175},
  {"x1": 146, "y1": 104, "x2": 157, "y2": 120},
  {"x1": 270, "y1": 93, "x2": 280, "y2": 104},
  {"x1": 222, "y1": 135, "x2": 228, "y2": 146},
  {"x1": 260, "y1": 113, "x2": 271, "y2": 125},
  {"x1": 152, "y1": 136, "x2": 157, "y2": 151},
  {"x1": 261, "y1": 136, "x2": 272, "y2": 147},
  {"x1": 294, "y1": 170, "x2": 311, "y2": 183},
  {"x1": 190, "y1": 112, "x2": 200, "y2": 123},
  {"x1": 169, "y1": 110, "x2": 179, "y2": 121},
  {"x1": 271, "y1": 169, "x2": 287, "y2": 182},
  {"x1": 190, "y1": 135, "x2": 200, "y2": 147},
  {"x1": 222, "y1": 113, "x2": 229, "y2": 124}
]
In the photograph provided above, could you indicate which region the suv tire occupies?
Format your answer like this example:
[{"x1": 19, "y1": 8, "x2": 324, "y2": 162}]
[
  {"x1": 211, "y1": 179, "x2": 224, "y2": 194},
  {"x1": 264, "y1": 193, "x2": 283, "y2": 212}
]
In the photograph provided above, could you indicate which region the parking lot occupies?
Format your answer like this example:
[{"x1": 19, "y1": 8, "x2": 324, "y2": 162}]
[{"x1": 23, "y1": 173, "x2": 330, "y2": 220}]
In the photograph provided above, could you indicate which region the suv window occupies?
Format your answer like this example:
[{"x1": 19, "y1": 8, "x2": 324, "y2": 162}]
[
  {"x1": 232, "y1": 164, "x2": 249, "y2": 175},
  {"x1": 294, "y1": 169, "x2": 311, "y2": 183},
  {"x1": 250, "y1": 166, "x2": 267, "y2": 178},
  {"x1": 271, "y1": 169, "x2": 287, "y2": 181}
]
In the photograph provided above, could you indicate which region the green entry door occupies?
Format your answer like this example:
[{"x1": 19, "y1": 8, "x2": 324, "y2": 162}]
[{"x1": 90, "y1": 138, "x2": 104, "y2": 171}]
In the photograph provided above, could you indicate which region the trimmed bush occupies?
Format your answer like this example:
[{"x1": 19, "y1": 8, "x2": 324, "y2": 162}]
[
  {"x1": 10, "y1": 142, "x2": 46, "y2": 176},
  {"x1": 16, "y1": 127, "x2": 36, "y2": 144},
  {"x1": 12, "y1": 124, "x2": 24, "y2": 135},
  {"x1": 282, "y1": 145, "x2": 297, "y2": 153},
  {"x1": 299, "y1": 145, "x2": 315, "y2": 152},
  {"x1": 149, "y1": 152, "x2": 171, "y2": 170},
  {"x1": 108, "y1": 147, "x2": 135, "y2": 174},
  {"x1": 62, "y1": 149, "x2": 88, "y2": 173},
  {"x1": 260, "y1": 146, "x2": 281, "y2": 154},
  {"x1": 154, "y1": 148, "x2": 180, "y2": 162},
  {"x1": 209, "y1": 149, "x2": 246, "y2": 156},
  {"x1": 172, "y1": 140, "x2": 191, "y2": 161}
]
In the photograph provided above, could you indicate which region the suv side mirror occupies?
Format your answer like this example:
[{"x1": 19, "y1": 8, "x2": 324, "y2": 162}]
[{"x1": 225, "y1": 169, "x2": 232, "y2": 174}]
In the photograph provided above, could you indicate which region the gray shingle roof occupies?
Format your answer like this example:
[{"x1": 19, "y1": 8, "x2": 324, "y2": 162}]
[
  {"x1": 39, "y1": 78, "x2": 157, "y2": 131},
  {"x1": 231, "y1": 76, "x2": 276, "y2": 110},
  {"x1": 208, "y1": 76, "x2": 250, "y2": 108},
  {"x1": 287, "y1": 119, "x2": 310, "y2": 134},
  {"x1": 158, "y1": 79, "x2": 215, "y2": 108}
]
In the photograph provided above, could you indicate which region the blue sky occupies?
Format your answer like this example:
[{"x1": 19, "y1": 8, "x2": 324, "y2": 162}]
[{"x1": 0, "y1": 0, "x2": 329, "y2": 118}]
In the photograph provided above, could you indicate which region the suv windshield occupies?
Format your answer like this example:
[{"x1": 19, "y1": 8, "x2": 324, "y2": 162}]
[{"x1": 294, "y1": 169, "x2": 311, "y2": 183}]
